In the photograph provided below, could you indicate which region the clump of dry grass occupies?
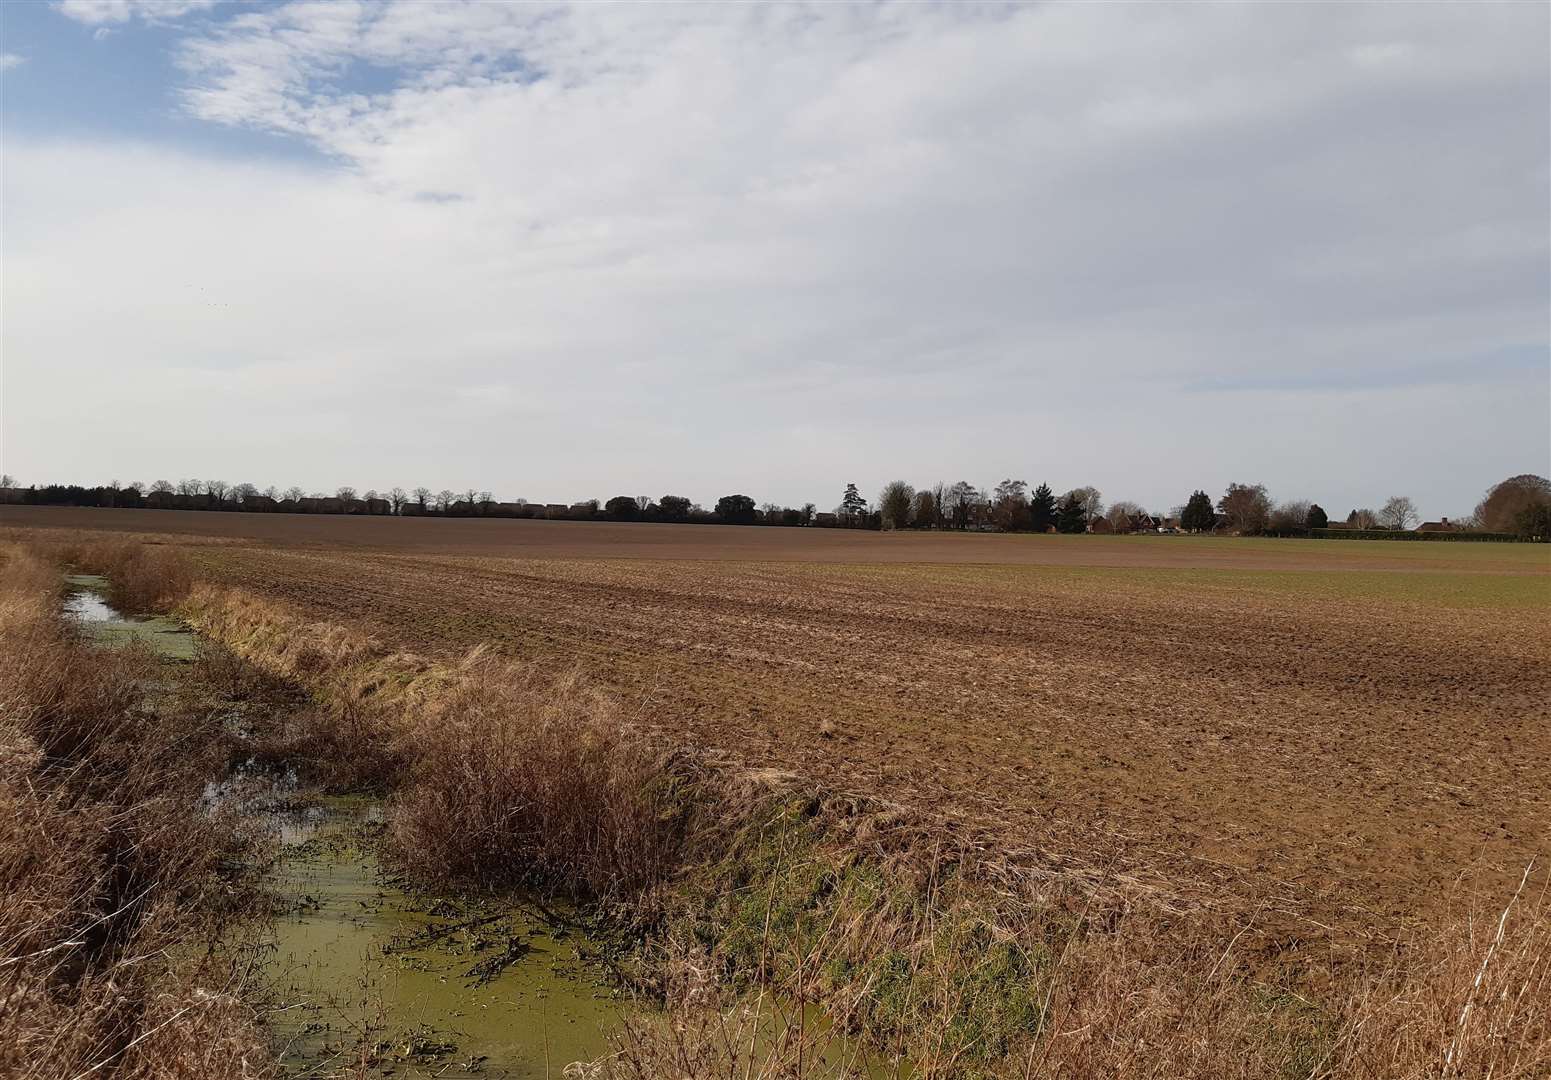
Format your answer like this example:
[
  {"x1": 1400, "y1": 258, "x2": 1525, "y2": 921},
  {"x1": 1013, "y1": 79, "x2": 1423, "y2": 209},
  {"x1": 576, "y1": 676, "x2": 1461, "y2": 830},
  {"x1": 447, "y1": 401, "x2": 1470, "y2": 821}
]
[
  {"x1": 0, "y1": 544, "x2": 271, "y2": 1080},
  {"x1": 64, "y1": 537, "x2": 193, "y2": 614},
  {"x1": 1327, "y1": 867, "x2": 1549, "y2": 1078},
  {"x1": 389, "y1": 659, "x2": 709, "y2": 900}
]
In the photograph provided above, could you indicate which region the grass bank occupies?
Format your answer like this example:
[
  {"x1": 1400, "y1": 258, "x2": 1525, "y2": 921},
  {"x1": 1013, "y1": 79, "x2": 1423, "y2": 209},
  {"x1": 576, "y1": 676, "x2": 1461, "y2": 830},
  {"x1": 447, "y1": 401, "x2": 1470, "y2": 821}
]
[{"x1": 61, "y1": 540, "x2": 1551, "y2": 1078}]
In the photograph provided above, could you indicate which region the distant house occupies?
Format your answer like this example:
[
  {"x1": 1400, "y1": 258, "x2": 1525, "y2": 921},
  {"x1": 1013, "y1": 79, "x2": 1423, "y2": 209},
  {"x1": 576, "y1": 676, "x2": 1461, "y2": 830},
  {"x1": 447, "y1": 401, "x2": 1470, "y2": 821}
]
[
  {"x1": 243, "y1": 495, "x2": 278, "y2": 512},
  {"x1": 298, "y1": 497, "x2": 343, "y2": 514},
  {"x1": 543, "y1": 503, "x2": 569, "y2": 519},
  {"x1": 1416, "y1": 517, "x2": 1462, "y2": 533},
  {"x1": 400, "y1": 502, "x2": 426, "y2": 516},
  {"x1": 813, "y1": 512, "x2": 839, "y2": 528},
  {"x1": 146, "y1": 490, "x2": 177, "y2": 509},
  {"x1": 1089, "y1": 517, "x2": 1114, "y2": 534},
  {"x1": 365, "y1": 498, "x2": 390, "y2": 515},
  {"x1": 277, "y1": 498, "x2": 299, "y2": 514},
  {"x1": 173, "y1": 493, "x2": 213, "y2": 510}
]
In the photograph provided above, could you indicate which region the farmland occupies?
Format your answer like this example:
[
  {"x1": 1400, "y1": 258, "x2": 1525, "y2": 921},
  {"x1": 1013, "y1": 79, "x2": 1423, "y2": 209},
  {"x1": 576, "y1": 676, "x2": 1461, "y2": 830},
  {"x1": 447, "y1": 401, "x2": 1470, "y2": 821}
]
[{"x1": 7, "y1": 504, "x2": 1548, "y2": 948}]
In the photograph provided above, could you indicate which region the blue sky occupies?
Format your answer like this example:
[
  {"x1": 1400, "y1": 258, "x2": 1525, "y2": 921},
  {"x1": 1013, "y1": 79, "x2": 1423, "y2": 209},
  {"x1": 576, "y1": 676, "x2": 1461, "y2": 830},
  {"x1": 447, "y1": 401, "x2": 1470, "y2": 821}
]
[
  {"x1": 2, "y1": 1, "x2": 1548, "y2": 518},
  {"x1": 2, "y1": 1, "x2": 332, "y2": 161}
]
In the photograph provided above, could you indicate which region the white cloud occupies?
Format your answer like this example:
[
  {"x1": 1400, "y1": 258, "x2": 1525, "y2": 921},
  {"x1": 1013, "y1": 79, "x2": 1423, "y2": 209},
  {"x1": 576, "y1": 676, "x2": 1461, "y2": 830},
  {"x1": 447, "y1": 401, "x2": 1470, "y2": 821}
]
[
  {"x1": 0, "y1": 53, "x2": 26, "y2": 71},
  {"x1": 54, "y1": 0, "x2": 215, "y2": 26},
  {"x1": 4, "y1": 1, "x2": 1547, "y2": 514}
]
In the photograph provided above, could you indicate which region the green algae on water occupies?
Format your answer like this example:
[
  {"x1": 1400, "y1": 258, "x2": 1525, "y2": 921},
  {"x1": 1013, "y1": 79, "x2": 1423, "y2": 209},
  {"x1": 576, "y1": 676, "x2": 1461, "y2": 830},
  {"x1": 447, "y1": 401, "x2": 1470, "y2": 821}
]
[{"x1": 264, "y1": 799, "x2": 624, "y2": 1078}]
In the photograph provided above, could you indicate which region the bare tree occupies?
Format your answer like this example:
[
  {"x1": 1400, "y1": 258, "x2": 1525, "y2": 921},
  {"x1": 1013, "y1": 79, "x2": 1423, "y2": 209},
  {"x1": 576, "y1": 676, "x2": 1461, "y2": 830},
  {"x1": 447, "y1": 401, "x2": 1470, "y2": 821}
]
[
  {"x1": 1475, "y1": 475, "x2": 1551, "y2": 532},
  {"x1": 262, "y1": 486, "x2": 278, "y2": 500},
  {"x1": 478, "y1": 491, "x2": 494, "y2": 513},
  {"x1": 177, "y1": 479, "x2": 202, "y2": 496},
  {"x1": 232, "y1": 483, "x2": 259, "y2": 504},
  {"x1": 388, "y1": 487, "x2": 408, "y2": 514},
  {"x1": 412, "y1": 487, "x2": 432, "y2": 510},
  {"x1": 878, "y1": 481, "x2": 915, "y2": 530},
  {"x1": 1064, "y1": 486, "x2": 1103, "y2": 522},
  {"x1": 336, "y1": 486, "x2": 357, "y2": 503},
  {"x1": 206, "y1": 480, "x2": 229, "y2": 504},
  {"x1": 946, "y1": 481, "x2": 979, "y2": 530},
  {"x1": 151, "y1": 480, "x2": 175, "y2": 494},
  {"x1": 1267, "y1": 499, "x2": 1311, "y2": 533},
  {"x1": 1348, "y1": 507, "x2": 1378, "y2": 529},
  {"x1": 0, "y1": 474, "x2": 13, "y2": 488},
  {"x1": 636, "y1": 495, "x2": 652, "y2": 513},
  {"x1": 912, "y1": 488, "x2": 937, "y2": 530},
  {"x1": 1380, "y1": 495, "x2": 1418, "y2": 531},
  {"x1": 283, "y1": 486, "x2": 305, "y2": 503},
  {"x1": 929, "y1": 483, "x2": 947, "y2": 530},
  {"x1": 990, "y1": 479, "x2": 1028, "y2": 531},
  {"x1": 363, "y1": 489, "x2": 380, "y2": 503},
  {"x1": 1217, "y1": 482, "x2": 1272, "y2": 534},
  {"x1": 1106, "y1": 500, "x2": 1145, "y2": 532},
  {"x1": 436, "y1": 489, "x2": 456, "y2": 512}
]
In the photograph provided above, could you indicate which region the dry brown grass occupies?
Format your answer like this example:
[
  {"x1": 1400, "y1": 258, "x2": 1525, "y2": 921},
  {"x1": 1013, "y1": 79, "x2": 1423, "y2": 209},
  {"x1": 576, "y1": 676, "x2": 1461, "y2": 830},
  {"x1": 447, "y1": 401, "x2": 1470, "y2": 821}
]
[
  {"x1": 389, "y1": 660, "x2": 710, "y2": 899},
  {"x1": 0, "y1": 544, "x2": 271, "y2": 1080},
  {"x1": 1328, "y1": 869, "x2": 1549, "y2": 1079},
  {"x1": 179, "y1": 584, "x2": 417, "y2": 789}
]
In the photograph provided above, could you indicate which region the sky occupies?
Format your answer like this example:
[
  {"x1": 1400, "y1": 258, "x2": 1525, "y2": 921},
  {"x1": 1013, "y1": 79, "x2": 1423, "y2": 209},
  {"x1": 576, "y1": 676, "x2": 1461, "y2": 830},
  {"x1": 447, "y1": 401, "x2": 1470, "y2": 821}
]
[{"x1": 2, "y1": 0, "x2": 1547, "y2": 519}]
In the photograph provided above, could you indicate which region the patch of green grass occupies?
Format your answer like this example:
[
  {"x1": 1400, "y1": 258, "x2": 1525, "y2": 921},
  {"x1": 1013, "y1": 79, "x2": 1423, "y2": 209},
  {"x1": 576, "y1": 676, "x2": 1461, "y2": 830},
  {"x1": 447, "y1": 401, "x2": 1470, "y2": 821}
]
[
  {"x1": 850, "y1": 556, "x2": 1550, "y2": 612},
  {"x1": 689, "y1": 799, "x2": 1051, "y2": 1075}
]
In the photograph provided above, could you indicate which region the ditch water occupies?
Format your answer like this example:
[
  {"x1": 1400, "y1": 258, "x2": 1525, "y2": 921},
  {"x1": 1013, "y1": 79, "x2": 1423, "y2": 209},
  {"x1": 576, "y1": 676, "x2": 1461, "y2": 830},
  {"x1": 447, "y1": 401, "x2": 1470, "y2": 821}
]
[
  {"x1": 64, "y1": 574, "x2": 196, "y2": 659},
  {"x1": 254, "y1": 793, "x2": 623, "y2": 1077}
]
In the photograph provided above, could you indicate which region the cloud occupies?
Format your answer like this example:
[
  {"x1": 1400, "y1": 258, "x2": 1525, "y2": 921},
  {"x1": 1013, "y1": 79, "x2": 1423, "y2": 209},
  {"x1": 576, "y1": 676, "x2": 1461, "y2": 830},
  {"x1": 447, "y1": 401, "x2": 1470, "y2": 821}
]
[
  {"x1": 4, "y1": 1, "x2": 1548, "y2": 516},
  {"x1": 53, "y1": 0, "x2": 216, "y2": 26},
  {"x1": 0, "y1": 53, "x2": 26, "y2": 71}
]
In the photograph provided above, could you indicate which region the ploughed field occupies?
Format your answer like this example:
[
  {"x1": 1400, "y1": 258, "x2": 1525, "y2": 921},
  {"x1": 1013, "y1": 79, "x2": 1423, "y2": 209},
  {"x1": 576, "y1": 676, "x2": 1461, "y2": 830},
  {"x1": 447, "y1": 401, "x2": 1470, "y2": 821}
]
[{"x1": 8, "y1": 506, "x2": 1549, "y2": 947}]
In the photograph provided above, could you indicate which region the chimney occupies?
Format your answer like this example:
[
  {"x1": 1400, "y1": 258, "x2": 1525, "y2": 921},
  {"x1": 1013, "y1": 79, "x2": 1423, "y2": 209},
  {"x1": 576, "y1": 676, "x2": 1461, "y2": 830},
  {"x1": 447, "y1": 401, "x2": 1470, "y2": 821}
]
[{"x1": 1441, "y1": 517, "x2": 1450, "y2": 526}]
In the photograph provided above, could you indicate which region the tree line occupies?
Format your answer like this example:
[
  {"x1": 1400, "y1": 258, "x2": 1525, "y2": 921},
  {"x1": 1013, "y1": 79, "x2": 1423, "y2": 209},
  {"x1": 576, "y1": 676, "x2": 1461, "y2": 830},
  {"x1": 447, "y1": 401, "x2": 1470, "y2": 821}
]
[{"x1": 2, "y1": 472, "x2": 1546, "y2": 540}]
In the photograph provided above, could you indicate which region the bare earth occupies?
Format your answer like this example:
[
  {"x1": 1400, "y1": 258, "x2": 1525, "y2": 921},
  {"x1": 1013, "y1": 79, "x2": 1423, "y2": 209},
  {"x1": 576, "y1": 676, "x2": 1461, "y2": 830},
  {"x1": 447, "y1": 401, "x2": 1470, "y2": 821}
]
[{"x1": 8, "y1": 505, "x2": 1549, "y2": 944}]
